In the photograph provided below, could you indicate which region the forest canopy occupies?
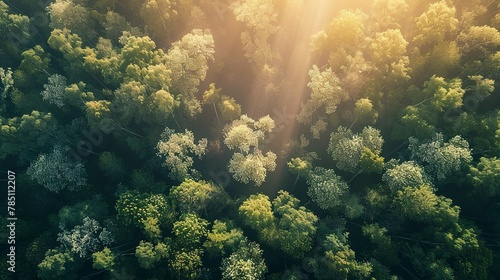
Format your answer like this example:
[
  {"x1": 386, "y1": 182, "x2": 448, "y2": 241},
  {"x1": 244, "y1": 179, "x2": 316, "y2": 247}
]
[{"x1": 1, "y1": 0, "x2": 500, "y2": 279}]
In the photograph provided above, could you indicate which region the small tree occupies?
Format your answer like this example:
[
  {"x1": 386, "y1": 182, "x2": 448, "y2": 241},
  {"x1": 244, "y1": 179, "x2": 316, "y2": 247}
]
[
  {"x1": 287, "y1": 157, "x2": 312, "y2": 190},
  {"x1": 98, "y1": 152, "x2": 126, "y2": 182},
  {"x1": 40, "y1": 74, "x2": 67, "y2": 107},
  {"x1": 92, "y1": 247, "x2": 115, "y2": 270},
  {"x1": 204, "y1": 220, "x2": 244, "y2": 257}
]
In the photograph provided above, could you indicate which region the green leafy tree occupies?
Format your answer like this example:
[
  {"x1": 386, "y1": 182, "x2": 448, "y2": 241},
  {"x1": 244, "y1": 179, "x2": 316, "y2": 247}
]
[
  {"x1": 92, "y1": 247, "x2": 115, "y2": 270},
  {"x1": 393, "y1": 76, "x2": 466, "y2": 140},
  {"x1": 412, "y1": 1, "x2": 458, "y2": 48},
  {"x1": 221, "y1": 239, "x2": 267, "y2": 280},
  {"x1": 392, "y1": 104, "x2": 438, "y2": 140},
  {"x1": 239, "y1": 191, "x2": 317, "y2": 257},
  {"x1": 202, "y1": 83, "x2": 242, "y2": 124},
  {"x1": 98, "y1": 152, "x2": 126, "y2": 182},
  {"x1": 26, "y1": 232, "x2": 56, "y2": 267},
  {"x1": 115, "y1": 191, "x2": 174, "y2": 239},
  {"x1": 150, "y1": 88, "x2": 178, "y2": 123},
  {"x1": 359, "y1": 147, "x2": 385, "y2": 174},
  {"x1": 156, "y1": 128, "x2": 207, "y2": 181},
  {"x1": 47, "y1": 0, "x2": 97, "y2": 42},
  {"x1": 0, "y1": 1, "x2": 31, "y2": 64},
  {"x1": 135, "y1": 240, "x2": 170, "y2": 269},
  {"x1": 202, "y1": 82, "x2": 222, "y2": 124},
  {"x1": 48, "y1": 28, "x2": 93, "y2": 77},
  {"x1": 310, "y1": 232, "x2": 372, "y2": 280},
  {"x1": 112, "y1": 80, "x2": 148, "y2": 124},
  {"x1": 101, "y1": 10, "x2": 142, "y2": 44},
  {"x1": 170, "y1": 179, "x2": 226, "y2": 214},
  {"x1": 457, "y1": 25, "x2": 500, "y2": 60},
  {"x1": 169, "y1": 249, "x2": 203, "y2": 280},
  {"x1": 1, "y1": 110, "x2": 58, "y2": 163},
  {"x1": 411, "y1": 40, "x2": 462, "y2": 83},
  {"x1": 409, "y1": 133, "x2": 472, "y2": 181},
  {"x1": 368, "y1": 29, "x2": 409, "y2": 79},
  {"x1": 425, "y1": 75, "x2": 465, "y2": 112},
  {"x1": 140, "y1": 0, "x2": 178, "y2": 40},
  {"x1": 362, "y1": 223, "x2": 398, "y2": 267},
  {"x1": 273, "y1": 190, "x2": 318, "y2": 258},
  {"x1": 306, "y1": 167, "x2": 349, "y2": 210},
  {"x1": 353, "y1": 98, "x2": 378, "y2": 126},
  {"x1": 13, "y1": 45, "x2": 51, "y2": 91},
  {"x1": 204, "y1": 220, "x2": 244, "y2": 257},
  {"x1": 311, "y1": 9, "x2": 367, "y2": 69},
  {"x1": 371, "y1": 0, "x2": 409, "y2": 30},
  {"x1": 218, "y1": 95, "x2": 242, "y2": 123},
  {"x1": 467, "y1": 75, "x2": 495, "y2": 103},
  {"x1": 84, "y1": 100, "x2": 112, "y2": 131},
  {"x1": 57, "y1": 196, "x2": 109, "y2": 229},
  {"x1": 287, "y1": 157, "x2": 312, "y2": 178},
  {"x1": 37, "y1": 247, "x2": 76, "y2": 280},
  {"x1": 287, "y1": 157, "x2": 312, "y2": 189},
  {"x1": 172, "y1": 213, "x2": 209, "y2": 249},
  {"x1": 468, "y1": 157, "x2": 500, "y2": 196},
  {"x1": 27, "y1": 145, "x2": 87, "y2": 193},
  {"x1": 239, "y1": 193, "x2": 275, "y2": 230},
  {"x1": 392, "y1": 184, "x2": 459, "y2": 225}
]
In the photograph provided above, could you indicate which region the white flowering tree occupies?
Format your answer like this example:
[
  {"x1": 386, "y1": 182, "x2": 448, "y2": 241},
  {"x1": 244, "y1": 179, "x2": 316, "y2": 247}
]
[
  {"x1": 57, "y1": 217, "x2": 114, "y2": 258},
  {"x1": 306, "y1": 167, "x2": 349, "y2": 210},
  {"x1": 221, "y1": 239, "x2": 267, "y2": 280},
  {"x1": 224, "y1": 115, "x2": 277, "y2": 186},
  {"x1": 40, "y1": 74, "x2": 67, "y2": 107},
  {"x1": 382, "y1": 161, "x2": 430, "y2": 192},
  {"x1": 297, "y1": 65, "x2": 349, "y2": 126},
  {"x1": 166, "y1": 29, "x2": 215, "y2": 117},
  {"x1": 156, "y1": 128, "x2": 207, "y2": 181},
  {"x1": 409, "y1": 133, "x2": 473, "y2": 181},
  {"x1": 27, "y1": 145, "x2": 87, "y2": 193}
]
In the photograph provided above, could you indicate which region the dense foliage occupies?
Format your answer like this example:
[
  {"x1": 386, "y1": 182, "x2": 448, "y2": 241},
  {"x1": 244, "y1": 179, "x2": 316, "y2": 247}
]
[{"x1": 1, "y1": 0, "x2": 500, "y2": 279}]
